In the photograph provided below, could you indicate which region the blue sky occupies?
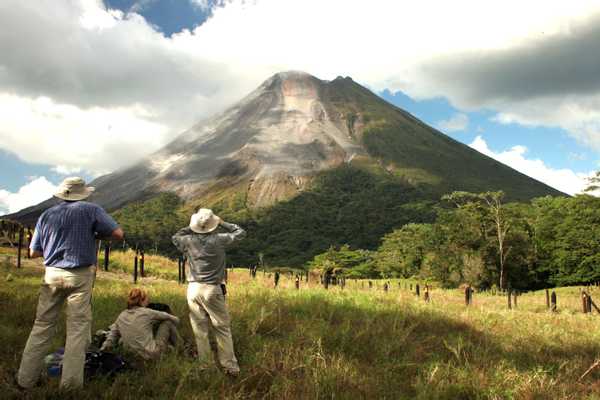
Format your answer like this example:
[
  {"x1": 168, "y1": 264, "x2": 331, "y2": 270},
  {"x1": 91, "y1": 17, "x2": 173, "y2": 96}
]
[{"x1": 1, "y1": 0, "x2": 600, "y2": 214}]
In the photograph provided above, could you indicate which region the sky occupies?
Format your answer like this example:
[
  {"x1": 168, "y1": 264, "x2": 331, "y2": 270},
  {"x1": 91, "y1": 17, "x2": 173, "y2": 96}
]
[{"x1": 2, "y1": 0, "x2": 600, "y2": 214}]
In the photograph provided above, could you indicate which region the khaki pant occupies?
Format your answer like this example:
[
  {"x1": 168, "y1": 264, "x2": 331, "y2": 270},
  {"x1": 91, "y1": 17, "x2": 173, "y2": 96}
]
[
  {"x1": 18, "y1": 266, "x2": 96, "y2": 390},
  {"x1": 187, "y1": 282, "x2": 239, "y2": 372},
  {"x1": 144, "y1": 320, "x2": 178, "y2": 359}
]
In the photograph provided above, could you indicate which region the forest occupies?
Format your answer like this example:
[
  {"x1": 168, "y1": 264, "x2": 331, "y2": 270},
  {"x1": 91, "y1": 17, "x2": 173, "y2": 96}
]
[{"x1": 112, "y1": 177, "x2": 600, "y2": 292}]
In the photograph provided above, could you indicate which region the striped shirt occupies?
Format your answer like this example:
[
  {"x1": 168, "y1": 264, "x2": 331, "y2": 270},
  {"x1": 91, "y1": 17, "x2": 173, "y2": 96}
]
[{"x1": 30, "y1": 201, "x2": 119, "y2": 268}]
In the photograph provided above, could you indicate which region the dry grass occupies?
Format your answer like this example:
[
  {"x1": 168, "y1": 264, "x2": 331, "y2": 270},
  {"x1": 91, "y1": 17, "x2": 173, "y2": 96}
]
[{"x1": 1, "y1": 248, "x2": 600, "y2": 399}]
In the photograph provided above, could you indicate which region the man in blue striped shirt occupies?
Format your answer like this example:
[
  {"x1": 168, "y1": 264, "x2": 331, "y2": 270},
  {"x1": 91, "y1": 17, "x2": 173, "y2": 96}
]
[{"x1": 17, "y1": 177, "x2": 123, "y2": 390}]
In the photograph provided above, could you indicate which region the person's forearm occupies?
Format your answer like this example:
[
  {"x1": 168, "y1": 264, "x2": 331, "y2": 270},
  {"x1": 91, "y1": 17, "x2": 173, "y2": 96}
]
[
  {"x1": 220, "y1": 221, "x2": 246, "y2": 241},
  {"x1": 29, "y1": 249, "x2": 43, "y2": 258}
]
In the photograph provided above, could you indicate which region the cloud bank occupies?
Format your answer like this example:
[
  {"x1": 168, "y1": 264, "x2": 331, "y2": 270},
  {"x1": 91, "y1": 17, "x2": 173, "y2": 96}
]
[
  {"x1": 469, "y1": 136, "x2": 593, "y2": 196},
  {"x1": 0, "y1": 0, "x2": 599, "y2": 178}
]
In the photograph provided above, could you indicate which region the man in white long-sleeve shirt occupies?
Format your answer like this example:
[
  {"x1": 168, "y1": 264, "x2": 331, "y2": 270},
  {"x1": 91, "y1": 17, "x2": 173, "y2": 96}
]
[{"x1": 172, "y1": 209, "x2": 245, "y2": 376}]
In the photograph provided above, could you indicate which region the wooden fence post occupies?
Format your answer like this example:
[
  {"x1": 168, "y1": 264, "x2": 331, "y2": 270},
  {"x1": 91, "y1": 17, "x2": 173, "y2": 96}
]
[
  {"x1": 178, "y1": 257, "x2": 182, "y2": 284},
  {"x1": 133, "y1": 250, "x2": 138, "y2": 284},
  {"x1": 465, "y1": 285, "x2": 471, "y2": 306},
  {"x1": 26, "y1": 228, "x2": 32, "y2": 259},
  {"x1": 545, "y1": 289, "x2": 550, "y2": 309},
  {"x1": 416, "y1": 283, "x2": 420, "y2": 297},
  {"x1": 140, "y1": 250, "x2": 145, "y2": 278},
  {"x1": 104, "y1": 243, "x2": 110, "y2": 271},
  {"x1": 582, "y1": 292, "x2": 589, "y2": 314},
  {"x1": 551, "y1": 291, "x2": 557, "y2": 312},
  {"x1": 295, "y1": 276, "x2": 300, "y2": 290},
  {"x1": 424, "y1": 285, "x2": 430, "y2": 302},
  {"x1": 507, "y1": 289, "x2": 512, "y2": 310},
  {"x1": 17, "y1": 226, "x2": 23, "y2": 268},
  {"x1": 586, "y1": 294, "x2": 593, "y2": 314}
]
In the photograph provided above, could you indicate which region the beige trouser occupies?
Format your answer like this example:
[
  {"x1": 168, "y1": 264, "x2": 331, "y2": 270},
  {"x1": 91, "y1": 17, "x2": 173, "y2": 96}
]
[
  {"x1": 144, "y1": 320, "x2": 178, "y2": 359},
  {"x1": 187, "y1": 282, "x2": 239, "y2": 372},
  {"x1": 18, "y1": 266, "x2": 96, "y2": 390}
]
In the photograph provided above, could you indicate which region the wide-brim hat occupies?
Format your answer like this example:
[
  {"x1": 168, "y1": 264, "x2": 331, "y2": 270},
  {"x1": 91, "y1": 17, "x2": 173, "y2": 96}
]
[
  {"x1": 189, "y1": 208, "x2": 220, "y2": 234},
  {"x1": 54, "y1": 177, "x2": 95, "y2": 201}
]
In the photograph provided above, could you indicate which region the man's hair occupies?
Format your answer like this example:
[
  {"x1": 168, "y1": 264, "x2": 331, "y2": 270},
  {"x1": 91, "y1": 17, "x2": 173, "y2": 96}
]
[{"x1": 127, "y1": 288, "x2": 148, "y2": 309}]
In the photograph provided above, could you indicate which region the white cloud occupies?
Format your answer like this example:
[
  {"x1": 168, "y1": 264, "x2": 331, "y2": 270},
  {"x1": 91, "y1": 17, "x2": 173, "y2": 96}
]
[
  {"x1": 437, "y1": 113, "x2": 469, "y2": 132},
  {"x1": 0, "y1": 177, "x2": 59, "y2": 215},
  {"x1": 1, "y1": 0, "x2": 600, "y2": 175},
  {"x1": 51, "y1": 165, "x2": 83, "y2": 175},
  {"x1": 469, "y1": 136, "x2": 594, "y2": 196},
  {"x1": 0, "y1": 94, "x2": 169, "y2": 173}
]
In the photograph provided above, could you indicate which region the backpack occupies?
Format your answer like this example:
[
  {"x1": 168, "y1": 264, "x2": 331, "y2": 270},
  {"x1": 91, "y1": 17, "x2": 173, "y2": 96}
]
[
  {"x1": 45, "y1": 348, "x2": 128, "y2": 380},
  {"x1": 147, "y1": 302, "x2": 172, "y2": 313},
  {"x1": 84, "y1": 351, "x2": 128, "y2": 380}
]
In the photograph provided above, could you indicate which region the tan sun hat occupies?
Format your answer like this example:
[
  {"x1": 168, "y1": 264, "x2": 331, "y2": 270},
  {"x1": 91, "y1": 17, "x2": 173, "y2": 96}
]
[
  {"x1": 189, "y1": 208, "x2": 220, "y2": 234},
  {"x1": 54, "y1": 177, "x2": 95, "y2": 201}
]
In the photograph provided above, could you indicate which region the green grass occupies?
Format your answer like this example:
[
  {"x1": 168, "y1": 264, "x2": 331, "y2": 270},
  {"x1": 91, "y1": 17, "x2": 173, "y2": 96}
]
[{"x1": 2, "y1": 250, "x2": 600, "y2": 399}]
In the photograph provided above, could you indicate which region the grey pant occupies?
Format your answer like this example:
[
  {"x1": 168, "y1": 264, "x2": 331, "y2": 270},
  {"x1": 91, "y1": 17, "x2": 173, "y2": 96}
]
[
  {"x1": 187, "y1": 282, "x2": 239, "y2": 372},
  {"x1": 18, "y1": 266, "x2": 96, "y2": 389}
]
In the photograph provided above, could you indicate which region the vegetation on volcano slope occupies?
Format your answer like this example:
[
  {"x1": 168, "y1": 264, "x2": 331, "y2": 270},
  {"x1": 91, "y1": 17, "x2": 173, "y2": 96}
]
[
  {"x1": 108, "y1": 165, "x2": 600, "y2": 291},
  {"x1": 112, "y1": 164, "x2": 438, "y2": 267}
]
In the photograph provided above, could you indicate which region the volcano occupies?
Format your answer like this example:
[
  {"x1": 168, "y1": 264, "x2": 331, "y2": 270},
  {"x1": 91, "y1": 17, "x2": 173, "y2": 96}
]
[{"x1": 8, "y1": 71, "x2": 564, "y2": 227}]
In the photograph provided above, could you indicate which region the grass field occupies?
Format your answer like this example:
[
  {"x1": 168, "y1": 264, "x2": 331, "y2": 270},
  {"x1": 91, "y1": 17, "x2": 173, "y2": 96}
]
[{"x1": 1, "y1": 249, "x2": 600, "y2": 399}]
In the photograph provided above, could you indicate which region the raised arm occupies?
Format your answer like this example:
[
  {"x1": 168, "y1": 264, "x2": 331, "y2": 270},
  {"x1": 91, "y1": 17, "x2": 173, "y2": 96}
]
[{"x1": 217, "y1": 221, "x2": 246, "y2": 246}]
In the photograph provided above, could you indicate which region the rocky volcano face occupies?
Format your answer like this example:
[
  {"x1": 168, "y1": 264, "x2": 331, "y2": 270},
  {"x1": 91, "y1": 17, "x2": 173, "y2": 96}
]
[
  {"x1": 146, "y1": 71, "x2": 366, "y2": 207},
  {"x1": 8, "y1": 71, "x2": 565, "y2": 226},
  {"x1": 82, "y1": 71, "x2": 369, "y2": 212}
]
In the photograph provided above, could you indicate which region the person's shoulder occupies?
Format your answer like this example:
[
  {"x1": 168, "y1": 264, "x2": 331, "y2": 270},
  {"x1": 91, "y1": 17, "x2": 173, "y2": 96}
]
[{"x1": 77, "y1": 201, "x2": 101, "y2": 210}]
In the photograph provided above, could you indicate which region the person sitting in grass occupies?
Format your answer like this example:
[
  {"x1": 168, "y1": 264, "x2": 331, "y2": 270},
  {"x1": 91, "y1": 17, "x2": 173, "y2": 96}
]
[{"x1": 100, "y1": 288, "x2": 179, "y2": 360}]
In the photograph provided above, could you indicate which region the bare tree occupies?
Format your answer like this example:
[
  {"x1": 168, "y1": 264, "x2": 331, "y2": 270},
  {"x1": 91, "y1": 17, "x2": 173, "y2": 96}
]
[{"x1": 442, "y1": 191, "x2": 511, "y2": 290}]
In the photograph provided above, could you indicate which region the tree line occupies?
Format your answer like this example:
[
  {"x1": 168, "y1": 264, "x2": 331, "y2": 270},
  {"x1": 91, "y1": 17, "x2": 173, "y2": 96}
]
[{"x1": 308, "y1": 192, "x2": 600, "y2": 291}]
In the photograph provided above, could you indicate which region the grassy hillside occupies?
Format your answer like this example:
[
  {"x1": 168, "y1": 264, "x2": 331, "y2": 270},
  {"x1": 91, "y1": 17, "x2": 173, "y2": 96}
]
[{"x1": 2, "y1": 251, "x2": 600, "y2": 399}]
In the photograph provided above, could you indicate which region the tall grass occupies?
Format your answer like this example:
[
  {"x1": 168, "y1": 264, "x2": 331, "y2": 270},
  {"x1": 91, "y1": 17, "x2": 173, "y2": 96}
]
[{"x1": 1, "y1": 249, "x2": 600, "y2": 399}]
